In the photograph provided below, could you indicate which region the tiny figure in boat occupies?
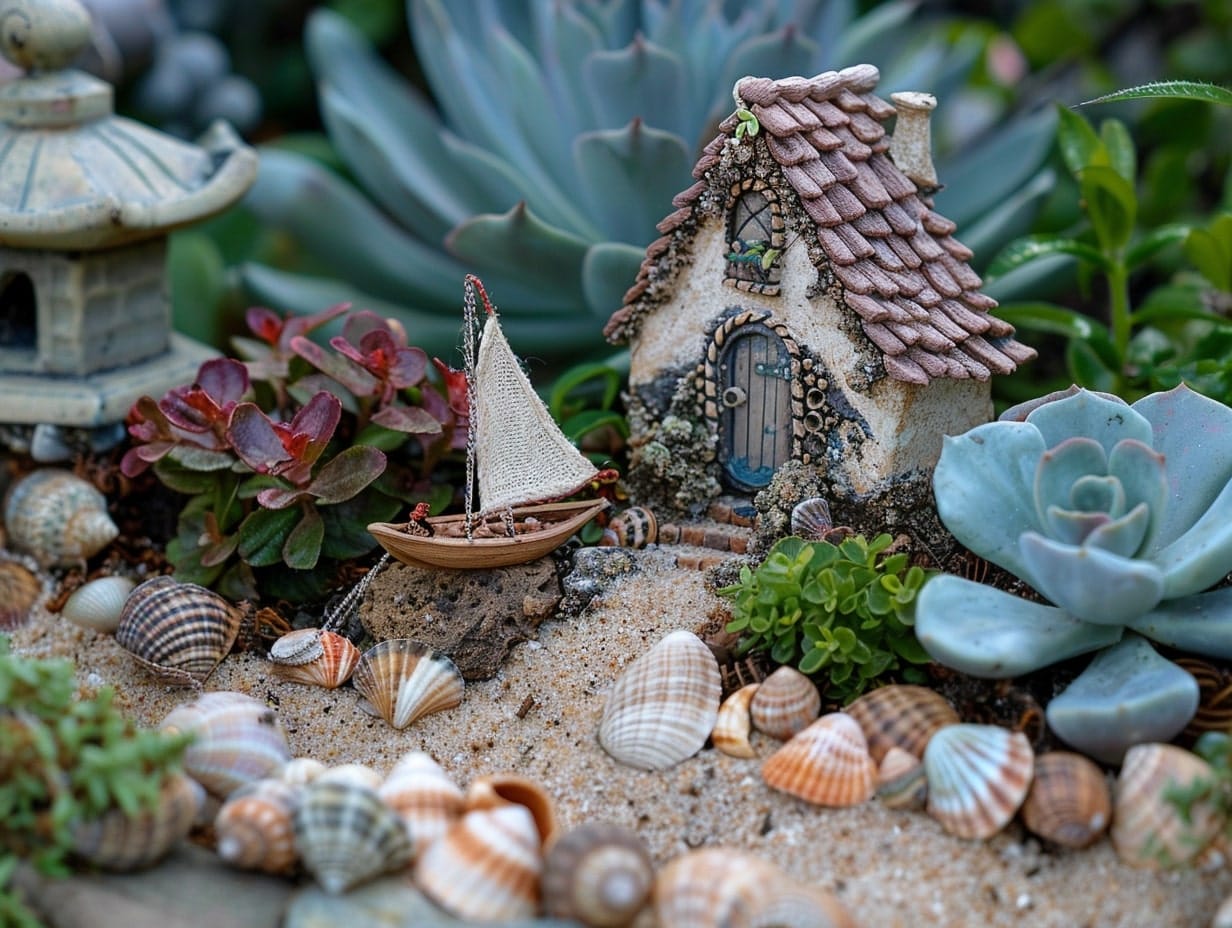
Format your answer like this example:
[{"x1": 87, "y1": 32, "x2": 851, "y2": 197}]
[{"x1": 401, "y1": 502, "x2": 435, "y2": 537}]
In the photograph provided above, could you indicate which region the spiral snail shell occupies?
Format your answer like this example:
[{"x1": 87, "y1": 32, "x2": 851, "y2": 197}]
[
  {"x1": 599, "y1": 507, "x2": 657, "y2": 549},
  {"x1": 3, "y1": 468, "x2": 118, "y2": 568},
  {"x1": 71, "y1": 771, "x2": 204, "y2": 871},
  {"x1": 541, "y1": 823, "x2": 654, "y2": 927}
]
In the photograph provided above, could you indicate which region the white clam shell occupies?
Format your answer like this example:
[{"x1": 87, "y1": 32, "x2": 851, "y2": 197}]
[
  {"x1": 598, "y1": 630, "x2": 721, "y2": 771},
  {"x1": 278, "y1": 757, "x2": 327, "y2": 786},
  {"x1": 924, "y1": 724, "x2": 1034, "y2": 840},
  {"x1": 61, "y1": 576, "x2": 135, "y2": 633},
  {"x1": 294, "y1": 779, "x2": 413, "y2": 894}
]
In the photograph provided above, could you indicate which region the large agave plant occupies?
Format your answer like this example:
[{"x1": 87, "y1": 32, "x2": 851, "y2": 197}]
[{"x1": 240, "y1": 0, "x2": 1056, "y2": 365}]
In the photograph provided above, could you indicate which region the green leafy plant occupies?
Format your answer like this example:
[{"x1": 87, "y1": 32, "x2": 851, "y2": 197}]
[
  {"x1": 718, "y1": 534, "x2": 931, "y2": 702},
  {"x1": 0, "y1": 638, "x2": 192, "y2": 924},
  {"x1": 122, "y1": 304, "x2": 457, "y2": 601}
]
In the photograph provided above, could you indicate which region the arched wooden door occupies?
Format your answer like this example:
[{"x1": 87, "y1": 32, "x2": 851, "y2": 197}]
[{"x1": 718, "y1": 323, "x2": 793, "y2": 490}]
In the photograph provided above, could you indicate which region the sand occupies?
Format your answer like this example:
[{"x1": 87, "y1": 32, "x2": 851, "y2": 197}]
[{"x1": 8, "y1": 551, "x2": 1232, "y2": 928}]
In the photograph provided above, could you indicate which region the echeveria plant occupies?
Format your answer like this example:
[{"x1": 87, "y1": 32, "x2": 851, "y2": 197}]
[{"x1": 916, "y1": 385, "x2": 1232, "y2": 762}]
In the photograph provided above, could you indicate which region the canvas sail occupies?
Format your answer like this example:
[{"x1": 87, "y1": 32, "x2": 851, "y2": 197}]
[{"x1": 472, "y1": 314, "x2": 598, "y2": 515}]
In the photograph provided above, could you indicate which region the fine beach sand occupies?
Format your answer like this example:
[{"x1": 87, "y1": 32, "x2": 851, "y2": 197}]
[{"x1": 9, "y1": 550, "x2": 1232, "y2": 928}]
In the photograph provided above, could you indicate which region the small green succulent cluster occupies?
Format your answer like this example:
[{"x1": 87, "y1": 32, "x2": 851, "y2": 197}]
[
  {"x1": 719, "y1": 535, "x2": 931, "y2": 701},
  {"x1": 1168, "y1": 731, "x2": 1232, "y2": 853},
  {"x1": 0, "y1": 638, "x2": 191, "y2": 895}
]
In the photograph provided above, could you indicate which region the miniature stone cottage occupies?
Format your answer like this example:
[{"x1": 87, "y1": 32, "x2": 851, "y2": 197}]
[
  {"x1": 604, "y1": 65, "x2": 1034, "y2": 527},
  {"x1": 0, "y1": 0, "x2": 256, "y2": 456}
]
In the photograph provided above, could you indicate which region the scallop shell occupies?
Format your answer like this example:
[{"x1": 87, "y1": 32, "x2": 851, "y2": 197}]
[
  {"x1": 749, "y1": 666, "x2": 821, "y2": 740},
  {"x1": 3, "y1": 468, "x2": 118, "y2": 567},
  {"x1": 876, "y1": 746, "x2": 927, "y2": 810},
  {"x1": 0, "y1": 556, "x2": 44, "y2": 631},
  {"x1": 923, "y1": 724, "x2": 1034, "y2": 840},
  {"x1": 215, "y1": 778, "x2": 301, "y2": 875},
  {"x1": 653, "y1": 847, "x2": 856, "y2": 928},
  {"x1": 277, "y1": 757, "x2": 327, "y2": 786},
  {"x1": 845, "y1": 684, "x2": 960, "y2": 763},
  {"x1": 60, "y1": 575, "x2": 135, "y2": 633},
  {"x1": 761, "y1": 712, "x2": 877, "y2": 807},
  {"x1": 1111, "y1": 742, "x2": 1225, "y2": 868},
  {"x1": 115, "y1": 576, "x2": 245, "y2": 687},
  {"x1": 160, "y1": 691, "x2": 292, "y2": 799},
  {"x1": 790, "y1": 497, "x2": 833, "y2": 541},
  {"x1": 599, "y1": 507, "x2": 657, "y2": 548},
  {"x1": 378, "y1": 751, "x2": 464, "y2": 850},
  {"x1": 352, "y1": 638, "x2": 464, "y2": 730},
  {"x1": 598, "y1": 630, "x2": 721, "y2": 771},
  {"x1": 465, "y1": 773, "x2": 559, "y2": 848},
  {"x1": 1020, "y1": 751, "x2": 1111, "y2": 849},
  {"x1": 712, "y1": 683, "x2": 759, "y2": 759},
  {"x1": 294, "y1": 778, "x2": 414, "y2": 894},
  {"x1": 71, "y1": 771, "x2": 204, "y2": 871},
  {"x1": 415, "y1": 804, "x2": 543, "y2": 921},
  {"x1": 269, "y1": 628, "x2": 360, "y2": 689},
  {"x1": 542, "y1": 823, "x2": 654, "y2": 927}
]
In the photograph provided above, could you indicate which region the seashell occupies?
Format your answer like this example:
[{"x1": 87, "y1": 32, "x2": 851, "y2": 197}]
[
  {"x1": 72, "y1": 771, "x2": 204, "y2": 871},
  {"x1": 761, "y1": 712, "x2": 877, "y2": 807},
  {"x1": 378, "y1": 751, "x2": 464, "y2": 850},
  {"x1": 712, "y1": 683, "x2": 759, "y2": 759},
  {"x1": 3, "y1": 468, "x2": 118, "y2": 567},
  {"x1": 294, "y1": 778, "x2": 414, "y2": 894},
  {"x1": 923, "y1": 723, "x2": 1034, "y2": 840},
  {"x1": 60, "y1": 575, "x2": 135, "y2": 633},
  {"x1": 415, "y1": 805, "x2": 543, "y2": 921},
  {"x1": 278, "y1": 757, "x2": 327, "y2": 786},
  {"x1": 542, "y1": 823, "x2": 654, "y2": 927},
  {"x1": 270, "y1": 628, "x2": 360, "y2": 688},
  {"x1": 653, "y1": 847, "x2": 856, "y2": 928},
  {"x1": 599, "y1": 507, "x2": 657, "y2": 548},
  {"x1": 1215, "y1": 891, "x2": 1232, "y2": 928},
  {"x1": 160, "y1": 691, "x2": 292, "y2": 799},
  {"x1": 790, "y1": 496, "x2": 833, "y2": 541},
  {"x1": 876, "y1": 745, "x2": 927, "y2": 810},
  {"x1": 0, "y1": 556, "x2": 44, "y2": 631},
  {"x1": 1110, "y1": 742, "x2": 1225, "y2": 868},
  {"x1": 215, "y1": 778, "x2": 301, "y2": 875},
  {"x1": 845, "y1": 684, "x2": 960, "y2": 763},
  {"x1": 316, "y1": 763, "x2": 383, "y2": 792},
  {"x1": 115, "y1": 576, "x2": 245, "y2": 687},
  {"x1": 465, "y1": 773, "x2": 559, "y2": 848},
  {"x1": 598, "y1": 630, "x2": 721, "y2": 771},
  {"x1": 352, "y1": 638, "x2": 464, "y2": 730},
  {"x1": 749, "y1": 666, "x2": 821, "y2": 740},
  {"x1": 1020, "y1": 751, "x2": 1111, "y2": 849}
]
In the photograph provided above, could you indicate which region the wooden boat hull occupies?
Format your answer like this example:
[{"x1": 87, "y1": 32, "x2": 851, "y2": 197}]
[{"x1": 368, "y1": 498, "x2": 610, "y2": 570}]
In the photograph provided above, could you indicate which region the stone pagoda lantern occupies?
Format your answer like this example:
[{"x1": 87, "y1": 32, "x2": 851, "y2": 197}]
[{"x1": 0, "y1": 0, "x2": 257, "y2": 458}]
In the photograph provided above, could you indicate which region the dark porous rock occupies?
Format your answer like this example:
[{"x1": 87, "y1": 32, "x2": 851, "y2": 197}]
[
  {"x1": 359, "y1": 558, "x2": 563, "y2": 681},
  {"x1": 558, "y1": 545, "x2": 677, "y2": 618}
]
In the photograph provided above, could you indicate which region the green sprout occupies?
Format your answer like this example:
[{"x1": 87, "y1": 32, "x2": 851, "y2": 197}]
[
  {"x1": 735, "y1": 107, "x2": 761, "y2": 140},
  {"x1": 718, "y1": 534, "x2": 932, "y2": 702}
]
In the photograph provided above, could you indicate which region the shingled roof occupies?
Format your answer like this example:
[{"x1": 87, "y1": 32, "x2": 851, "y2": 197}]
[{"x1": 603, "y1": 64, "x2": 1036, "y2": 385}]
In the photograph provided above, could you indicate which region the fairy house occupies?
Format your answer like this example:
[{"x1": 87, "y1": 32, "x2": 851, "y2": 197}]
[{"x1": 604, "y1": 64, "x2": 1034, "y2": 525}]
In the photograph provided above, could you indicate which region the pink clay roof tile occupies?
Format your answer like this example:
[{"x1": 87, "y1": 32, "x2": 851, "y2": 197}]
[{"x1": 604, "y1": 64, "x2": 1035, "y2": 383}]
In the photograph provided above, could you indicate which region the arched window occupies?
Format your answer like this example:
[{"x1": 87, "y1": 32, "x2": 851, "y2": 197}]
[
  {"x1": 0, "y1": 272, "x2": 36, "y2": 349},
  {"x1": 725, "y1": 187, "x2": 783, "y2": 294}
]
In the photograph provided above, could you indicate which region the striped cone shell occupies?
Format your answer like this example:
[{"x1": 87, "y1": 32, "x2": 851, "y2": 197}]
[
  {"x1": 3, "y1": 468, "x2": 118, "y2": 567},
  {"x1": 1111, "y1": 743, "x2": 1225, "y2": 868},
  {"x1": 598, "y1": 630, "x2": 721, "y2": 771},
  {"x1": 712, "y1": 683, "x2": 759, "y2": 759},
  {"x1": 294, "y1": 779, "x2": 413, "y2": 894},
  {"x1": 876, "y1": 746, "x2": 927, "y2": 810},
  {"x1": 215, "y1": 778, "x2": 301, "y2": 874},
  {"x1": 378, "y1": 751, "x2": 464, "y2": 850},
  {"x1": 160, "y1": 691, "x2": 292, "y2": 799},
  {"x1": 924, "y1": 724, "x2": 1034, "y2": 840},
  {"x1": 749, "y1": 666, "x2": 821, "y2": 740},
  {"x1": 0, "y1": 556, "x2": 44, "y2": 631},
  {"x1": 72, "y1": 771, "x2": 204, "y2": 871},
  {"x1": 352, "y1": 638, "x2": 464, "y2": 730},
  {"x1": 1020, "y1": 751, "x2": 1111, "y2": 849},
  {"x1": 844, "y1": 684, "x2": 960, "y2": 763},
  {"x1": 542, "y1": 823, "x2": 654, "y2": 927},
  {"x1": 415, "y1": 804, "x2": 543, "y2": 921},
  {"x1": 269, "y1": 628, "x2": 361, "y2": 689},
  {"x1": 115, "y1": 576, "x2": 244, "y2": 687},
  {"x1": 761, "y1": 712, "x2": 877, "y2": 807}
]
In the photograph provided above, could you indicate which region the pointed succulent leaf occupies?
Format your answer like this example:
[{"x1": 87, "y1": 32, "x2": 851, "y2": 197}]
[
  {"x1": 1018, "y1": 531, "x2": 1164, "y2": 624},
  {"x1": 283, "y1": 508, "x2": 324, "y2": 570},
  {"x1": 303, "y1": 445, "x2": 387, "y2": 504},
  {"x1": 933, "y1": 422, "x2": 1045, "y2": 579},
  {"x1": 1045, "y1": 635, "x2": 1199, "y2": 764},
  {"x1": 287, "y1": 392, "x2": 342, "y2": 466},
  {"x1": 1083, "y1": 502, "x2": 1151, "y2": 559},
  {"x1": 583, "y1": 37, "x2": 688, "y2": 139},
  {"x1": 583, "y1": 242, "x2": 646, "y2": 321},
  {"x1": 1150, "y1": 479, "x2": 1232, "y2": 599},
  {"x1": 955, "y1": 168, "x2": 1057, "y2": 278},
  {"x1": 914, "y1": 574, "x2": 1121, "y2": 678},
  {"x1": 833, "y1": 0, "x2": 914, "y2": 64},
  {"x1": 1044, "y1": 505, "x2": 1111, "y2": 547},
  {"x1": 1106, "y1": 438, "x2": 1168, "y2": 550},
  {"x1": 1069, "y1": 474, "x2": 1125, "y2": 516},
  {"x1": 1128, "y1": 585, "x2": 1232, "y2": 659},
  {"x1": 1033, "y1": 436, "x2": 1107, "y2": 523},
  {"x1": 719, "y1": 26, "x2": 820, "y2": 116},
  {"x1": 1025, "y1": 388, "x2": 1150, "y2": 457}
]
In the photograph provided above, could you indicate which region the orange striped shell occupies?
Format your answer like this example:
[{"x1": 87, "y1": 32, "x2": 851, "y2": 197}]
[
  {"x1": 749, "y1": 666, "x2": 821, "y2": 740},
  {"x1": 761, "y1": 712, "x2": 877, "y2": 807}
]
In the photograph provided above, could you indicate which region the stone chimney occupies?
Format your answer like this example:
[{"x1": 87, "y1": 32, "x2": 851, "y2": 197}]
[{"x1": 889, "y1": 91, "x2": 939, "y2": 192}]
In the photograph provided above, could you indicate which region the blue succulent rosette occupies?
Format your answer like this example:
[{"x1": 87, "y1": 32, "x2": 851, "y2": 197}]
[{"x1": 915, "y1": 385, "x2": 1232, "y2": 762}]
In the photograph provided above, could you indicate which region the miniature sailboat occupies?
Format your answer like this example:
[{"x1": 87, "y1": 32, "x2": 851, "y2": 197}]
[{"x1": 367, "y1": 276, "x2": 609, "y2": 569}]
